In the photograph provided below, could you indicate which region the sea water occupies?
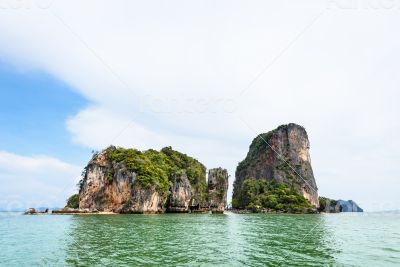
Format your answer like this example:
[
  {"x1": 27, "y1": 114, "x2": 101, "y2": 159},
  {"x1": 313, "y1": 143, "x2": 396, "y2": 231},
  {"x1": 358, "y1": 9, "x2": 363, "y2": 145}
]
[{"x1": 0, "y1": 212, "x2": 399, "y2": 266}]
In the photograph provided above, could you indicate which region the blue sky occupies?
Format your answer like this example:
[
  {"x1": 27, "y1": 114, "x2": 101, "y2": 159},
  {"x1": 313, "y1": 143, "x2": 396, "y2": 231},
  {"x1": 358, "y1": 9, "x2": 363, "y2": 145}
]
[
  {"x1": 0, "y1": 1, "x2": 399, "y2": 211},
  {"x1": 0, "y1": 62, "x2": 90, "y2": 165}
]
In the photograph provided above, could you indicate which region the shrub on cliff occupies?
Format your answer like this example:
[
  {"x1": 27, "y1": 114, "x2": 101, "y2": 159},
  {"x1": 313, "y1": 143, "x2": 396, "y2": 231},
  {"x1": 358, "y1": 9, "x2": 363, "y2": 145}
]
[
  {"x1": 66, "y1": 194, "x2": 79, "y2": 209},
  {"x1": 236, "y1": 131, "x2": 275, "y2": 176},
  {"x1": 318, "y1": 196, "x2": 338, "y2": 212},
  {"x1": 104, "y1": 146, "x2": 206, "y2": 195},
  {"x1": 232, "y1": 177, "x2": 312, "y2": 212}
]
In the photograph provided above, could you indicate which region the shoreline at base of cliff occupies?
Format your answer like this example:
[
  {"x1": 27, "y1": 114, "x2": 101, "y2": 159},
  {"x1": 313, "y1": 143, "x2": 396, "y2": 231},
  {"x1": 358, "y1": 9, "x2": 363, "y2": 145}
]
[
  {"x1": 228, "y1": 208, "x2": 319, "y2": 214},
  {"x1": 52, "y1": 211, "x2": 118, "y2": 215},
  {"x1": 24, "y1": 207, "x2": 227, "y2": 215},
  {"x1": 24, "y1": 208, "x2": 364, "y2": 215}
]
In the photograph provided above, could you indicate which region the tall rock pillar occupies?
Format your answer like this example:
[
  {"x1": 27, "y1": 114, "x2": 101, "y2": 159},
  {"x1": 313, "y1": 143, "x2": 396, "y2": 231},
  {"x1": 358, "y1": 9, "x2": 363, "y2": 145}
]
[{"x1": 207, "y1": 168, "x2": 229, "y2": 213}]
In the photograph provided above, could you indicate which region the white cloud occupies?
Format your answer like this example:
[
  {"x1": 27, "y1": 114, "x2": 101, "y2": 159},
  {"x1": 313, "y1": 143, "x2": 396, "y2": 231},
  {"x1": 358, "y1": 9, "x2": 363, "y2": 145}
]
[
  {"x1": 0, "y1": 151, "x2": 81, "y2": 210},
  {"x1": 66, "y1": 106, "x2": 168, "y2": 150},
  {"x1": 0, "y1": 0, "x2": 399, "y2": 210}
]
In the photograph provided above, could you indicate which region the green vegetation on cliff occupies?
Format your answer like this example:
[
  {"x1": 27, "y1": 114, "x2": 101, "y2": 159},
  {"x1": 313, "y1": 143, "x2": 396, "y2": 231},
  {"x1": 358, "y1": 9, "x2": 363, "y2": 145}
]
[
  {"x1": 66, "y1": 194, "x2": 79, "y2": 209},
  {"x1": 161, "y1": 146, "x2": 207, "y2": 201},
  {"x1": 236, "y1": 131, "x2": 275, "y2": 176},
  {"x1": 105, "y1": 146, "x2": 206, "y2": 195},
  {"x1": 318, "y1": 196, "x2": 338, "y2": 212},
  {"x1": 232, "y1": 177, "x2": 312, "y2": 212}
]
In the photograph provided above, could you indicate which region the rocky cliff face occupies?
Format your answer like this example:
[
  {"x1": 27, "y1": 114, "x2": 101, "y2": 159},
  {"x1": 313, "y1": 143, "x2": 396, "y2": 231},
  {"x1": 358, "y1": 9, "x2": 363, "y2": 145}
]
[
  {"x1": 78, "y1": 146, "x2": 228, "y2": 213},
  {"x1": 167, "y1": 171, "x2": 192, "y2": 212},
  {"x1": 79, "y1": 151, "x2": 167, "y2": 213},
  {"x1": 233, "y1": 123, "x2": 319, "y2": 208},
  {"x1": 207, "y1": 168, "x2": 229, "y2": 213}
]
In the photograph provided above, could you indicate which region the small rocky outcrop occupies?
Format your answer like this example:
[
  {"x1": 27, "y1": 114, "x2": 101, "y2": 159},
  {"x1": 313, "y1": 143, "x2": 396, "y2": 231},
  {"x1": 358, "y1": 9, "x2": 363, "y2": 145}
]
[
  {"x1": 24, "y1": 208, "x2": 36, "y2": 215},
  {"x1": 318, "y1": 197, "x2": 340, "y2": 213},
  {"x1": 207, "y1": 168, "x2": 229, "y2": 213},
  {"x1": 233, "y1": 123, "x2": 319, "y2": 211},
  {"x1": 24, "y1": 208, "x2": 50, "y2": 215},
  {"x1": 337, "y1": 200, "x2": 363, "y2": 212},
  {"x1": 318, "y1": 197, "x2": 364, "y2": 213}
]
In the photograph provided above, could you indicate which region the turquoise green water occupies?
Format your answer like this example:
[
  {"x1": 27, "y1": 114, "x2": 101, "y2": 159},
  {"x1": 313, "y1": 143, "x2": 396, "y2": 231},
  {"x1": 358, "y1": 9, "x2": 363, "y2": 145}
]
[{"x1": 0, "y1": 212, "x2": 399, "y2": 266}]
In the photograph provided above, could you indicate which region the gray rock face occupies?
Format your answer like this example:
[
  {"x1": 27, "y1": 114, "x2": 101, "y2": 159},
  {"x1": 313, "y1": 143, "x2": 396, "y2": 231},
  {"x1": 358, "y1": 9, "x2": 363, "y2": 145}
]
[
  {"x1": 167, "y1": 171, "x2": 192, "y2": 212},
  {"x1": 207, "y1": 168, "x2": 229, "y2": 213},
  {"x1": 233, "y1": 123, "x2": 319, "y2": 207}
]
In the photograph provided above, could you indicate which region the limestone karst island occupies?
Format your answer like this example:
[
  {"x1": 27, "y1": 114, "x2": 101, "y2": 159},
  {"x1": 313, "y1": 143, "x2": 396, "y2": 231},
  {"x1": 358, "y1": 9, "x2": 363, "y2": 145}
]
[{"x1": 26, "y1": 123, "x2": 362, "y2": 215}]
